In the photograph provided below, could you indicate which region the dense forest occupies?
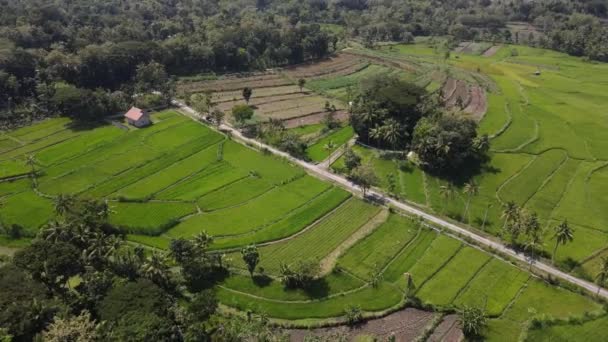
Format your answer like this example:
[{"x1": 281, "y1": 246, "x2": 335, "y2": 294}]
[{"x1": 1, "y1": 0, "x2": 607, "y2": 125}]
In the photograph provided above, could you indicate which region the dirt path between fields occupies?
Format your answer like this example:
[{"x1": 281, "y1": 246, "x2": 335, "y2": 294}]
[
  {"x1": 289, "y1": 308, "x2": 436, "y2": 341},
  {"x1": 318, "y1": 208, "x2": 389, "y2": 276}
]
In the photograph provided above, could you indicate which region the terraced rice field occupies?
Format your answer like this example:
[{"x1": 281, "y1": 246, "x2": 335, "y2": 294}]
[
  {"x1": 329, "y1": 43, "x2": 608, "y2": 278},
  {"x1": 220, "y1": 210, "x2": 602, "y2": 340},
  {"x1": 0, "y1": 110, "x2": 344, "y2": 247},
  {"x1": 2, "y1": 42, "x2": 607, "y2": 340}
]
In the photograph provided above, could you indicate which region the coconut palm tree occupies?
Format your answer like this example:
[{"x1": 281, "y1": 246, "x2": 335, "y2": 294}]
[
  {"x1": 42, "y1": 220, "x2": 71, "y2": 242},
  {"x1": 481, "y1": 203, "x2": 493, "y2": 231},
  {"x1": 552, "y1": 220, "x2": 574, "y2": 264},
  {"x1": 369, "y1": 125, "x2": 384, "y2": 146},
  {"x1": 141, "y1": 252, "x2": 171, "y2": 288},
  {"x1": 439, "y1": 183, "x2": 455, "y2": 214},
  {"x1": 501, "y1": 201, "x2": 518, "y2": 230},
  {"x1": 595, "y1": 257, "x2": 608, "y2": 297},
  {"x1": 523, "y1": 232, "x2": 543, "y2": 271},
  {"x1": 25, "y1": 154, "x2": 37, "y2": 173},
  {"x1": 462, "y1": 181, "x2": 480, "y2": 223},
  {"x1": 54, "y1": 194, "x2": 75, "y2": 217},
  {"x1": 383, "y1": 118, "x2": 402, "y2": 150},
  {"x1": 324, "y1": 140, "x2": 336, "y2": 153},
  {"x1": 193, "y1": 231, "x2": 213, "y2": 251}
]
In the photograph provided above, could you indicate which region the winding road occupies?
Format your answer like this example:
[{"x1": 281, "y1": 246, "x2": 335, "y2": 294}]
[{"x1": 173, "y1": 99, "x2": 608, "y2": 300}]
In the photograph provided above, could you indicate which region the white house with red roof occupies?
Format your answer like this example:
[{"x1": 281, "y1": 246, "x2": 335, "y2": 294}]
[{"x1": 124, "y1": 107, "x2": 151, "y2": 127}]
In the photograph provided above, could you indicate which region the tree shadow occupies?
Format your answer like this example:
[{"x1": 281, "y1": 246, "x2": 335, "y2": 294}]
[
  {"x1": 301, "y1": 277, "x2": 330, "y2": 299},
  {"x1": 66, "y1": 119, "x2": 111, "y2": 132},
  {"x1": 252, "y1": 274, "x2": 272, "y2": 287},
  {"x1": 186, "y1": 266, "x2": 230, "y2": 292},
  {"x1": 427, "y1": 157, "x2": 498, "y2": 186}
]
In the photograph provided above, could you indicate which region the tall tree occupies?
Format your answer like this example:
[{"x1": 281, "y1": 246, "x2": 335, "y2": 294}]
[
  {"x1": 552, "y1": 220, "x2": 574, "y2": 264},
  {"x1": 439, "y1": 183, "x2": 455, "y2": 214},
  {"x1": 350, "y1": 163, "x2": 378, "y2": 197},
  {"x1": 241, "y1": 245, "x2": 260, "y2": 277},
  {"x1": 459, "y1": 306, "x2": 487, "y2": 338},
  {"x1": 298, "y1": 78, "x2": 306, "y2": 92},
  {"x1": 595, "y1": 257, "x2": 608, "y2": 297},
  {"x1": 462, "y1": 181, "x2": 480, "y2": 223},
  {"x1": 242, "y1": 87, "x2": 253, "y2": 104},
  {"x1": 232, "y1": 104, "x2": 254, "y2": 126}
]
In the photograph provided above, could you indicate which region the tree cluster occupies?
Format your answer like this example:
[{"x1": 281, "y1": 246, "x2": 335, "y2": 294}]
[
  {"x1": 0, "y1": 0, "x2": 337, "y2": 127},
  {"x1": 0, "y1": 194, "x2": 282, "y2": 341}
]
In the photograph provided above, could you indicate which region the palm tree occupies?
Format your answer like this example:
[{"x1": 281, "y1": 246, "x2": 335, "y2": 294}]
[
  {"x1": 552, "y1": 220, "x2": 574, "y2": 264},
  {"x1": 42, "y1": 220, "x2": 70, "y2": 242},
  {"x1": 462, "y1": 181, "x2": 480, "y2": 223},
  {"x1": 501, "y1": 201, "x2": 518, "y2": 230},
  {"x1": 25, "y1": 154, "x2": 37, "y2": 173},
  {"x1": 193, "y1": 231, "x2": 213, "y2": 250},
  {"x1": 141, "y1": 252, "x2": 171, "y2": 288},
  {"x1": 595, "y1": 257, "x2": 608, "y2": 297},
  {"x1": 383, "y1": 119, "x2": 402, "y2": 151},
  {"x1": 323, "y1": 140, "x2": 336, "y2": 153},
  {"x1": 369, "y1": 125, "x2": 384, "y2": 146},
  {"x1": 481, "y1": 203, "x2": 493, "y2": 231},
  {"x1": 439, "y1": 183, "x2": 455, "y2": 214},
  {"x1": 54, "y1": 194, "x2": 75, "y2": 217},
  {"x1": 523, "y1": 232, "x2": 542, "y2": 271}
]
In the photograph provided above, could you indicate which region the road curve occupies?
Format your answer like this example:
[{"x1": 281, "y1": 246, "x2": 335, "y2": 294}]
[{"x1": 173, "y1": 100, "x2": 608, "y2": 300}]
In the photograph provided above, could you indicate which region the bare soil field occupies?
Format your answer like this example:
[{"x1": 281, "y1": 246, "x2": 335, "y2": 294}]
[
  {"x1": 284, "y1": 54, "x2": 363, "y2": 78},
  {"x1": 453, "y1": 42, "x2": 472, "y2": 53},
  {"x1": 482, "y1": 45, "x2": 502, "y2": 57},
  {"x1": 341, "y1": 49, "x2": 417, "y2": 72},
  {"x1": 441, "y1": 79, "x2": 487, "y2": 121},
  {"x1": 282, "y1": 110, "x2": 349, "y2": 128},
  {"x1": 215, "y1": 93, "x2": 314, "y2": 112},
  {"x1": 463, "y1": 86, "x2": 487, "y2": 120},
  {"x1": 211, "y1": 85, "x2": 301, "y2": 103},
  {"x1": 443, "y1": 79, "x2": 470, "y2": 108},
  {"x1": 179, "y1": 74, "x2": 292, "y2": 93},
  {"x1": 427, "y1": 315, "x2": 464, "y2": 342},
  {"x1": 289, "y1": 308, "x2": 436, "y2": 341}
]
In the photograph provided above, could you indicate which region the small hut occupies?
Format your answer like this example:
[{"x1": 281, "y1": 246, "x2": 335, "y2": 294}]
[{"x1": 124, "y1": 107, "x2": 151, "y2": 127}]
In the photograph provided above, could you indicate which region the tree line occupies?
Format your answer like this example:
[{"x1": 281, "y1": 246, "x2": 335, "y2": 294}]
[{"x1": 0, "y1": 0, "x2": 337, "y2": 127}]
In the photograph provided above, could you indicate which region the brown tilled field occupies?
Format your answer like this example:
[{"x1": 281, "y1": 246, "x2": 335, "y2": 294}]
[
  {"x1": 211, "y1": 85, "x2": 302, "y2": 103},
  {"x1": 179, "y1": 73, "x2": 292, "y2": 93},
  {"x1": 288, "y1": 308, "x2": 436, "y2": 342},
  {"x1": 482, "y1": 45, "x2": 501, "y2": 57},
  {"x1": 284, "y1": 54, "x2": 364, "y2": 78},
  {"x1": 441, "y1": 79, "x2": 487, "y2": 120},
  {"x1": 283, "y1": 110, "x2": 349, "y2": 128}
]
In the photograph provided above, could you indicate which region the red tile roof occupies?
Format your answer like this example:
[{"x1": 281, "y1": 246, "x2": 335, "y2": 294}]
[{"x1": 124, "y1": 107, "x2": 145, "y2": 121}]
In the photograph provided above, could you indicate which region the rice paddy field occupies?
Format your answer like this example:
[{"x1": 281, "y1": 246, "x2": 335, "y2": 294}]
[
  {"x1": 330, "y1": 42, "x2": 608, "y2": 283},
  {"x1": 2, "y1": 41, "x2": 608, "y2": 341}
]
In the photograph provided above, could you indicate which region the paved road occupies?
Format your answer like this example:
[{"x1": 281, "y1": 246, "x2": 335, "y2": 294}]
[{"x1": 174, "y1": 100, "x2": 608, "y2": 299}]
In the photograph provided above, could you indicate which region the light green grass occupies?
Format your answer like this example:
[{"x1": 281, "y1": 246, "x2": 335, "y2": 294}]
[
  {"x1": 404, "y1": 234, "x2": 462, "y2": 288},
  {"x1": 211, "y1": 187, "x2": 351, "y2": 250},
  {"x1": 338, "y1": 214, "x2": 419, "y2": 279},
  {"x1": 167, "y1": 175, "x2": 331, "y2": 238},
  {"x1": 217, "y1": 282, "x2": 402, "y2": 320},
  {"x1": 109, "y1": 201, "x2": 196, "y2": 235},
  {"x1": 232, "y1": 198, "x2": 380, "y2": 273},
  {"x1": 526, "y1": 315, "x2": 608, "y2": 342},
  {"x1": 416, "y1": 246, "x2": 491, "y2": 306},
  {"x1": 453, "y1": 258, "x2": 530, "y2": 316},
  {"x1": 306, "y1": 126, "x2": 354, "y2": 162}
]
